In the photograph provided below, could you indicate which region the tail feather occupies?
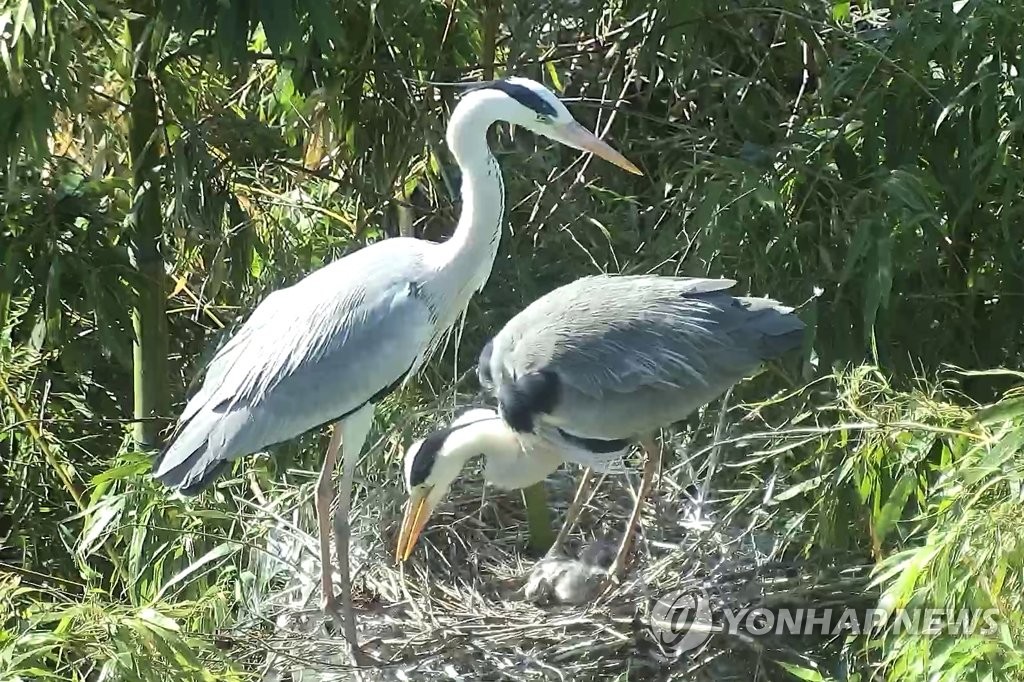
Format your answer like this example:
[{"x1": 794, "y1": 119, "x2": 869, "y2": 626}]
[
  {"x1": 153, "y1": 408, "x2": 231, "y2": 495},
  {"x1": 153, "y1": 439, "x2": 228, "y2": 496},
  {"x1": 735, "y1": 297, "x2": 806, "y2": 360}
]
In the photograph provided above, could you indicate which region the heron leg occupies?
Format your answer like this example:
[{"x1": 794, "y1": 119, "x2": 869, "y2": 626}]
[
  {"x1": 545, "y1": 467, "x2": 594, "y2": 558},
  {"x1": 332, "y1": 405, "x2": 374, "y2": 668},
  {"x1": 606, "y1": 438, "x2": 661, "y2": 582},
  {"x1": 316, "y1": 426, "x2": 342, "y2": 615}
]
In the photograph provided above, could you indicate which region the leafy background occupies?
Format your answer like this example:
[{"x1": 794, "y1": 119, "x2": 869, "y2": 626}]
[{"x1": 2, "y1": 0, "x2": 1024, "y2": 679}]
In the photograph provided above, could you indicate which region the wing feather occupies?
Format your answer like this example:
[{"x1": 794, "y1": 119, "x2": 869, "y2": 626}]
[
  {"x1": 487, "y1": 275, "x2": 804, "y2": 439},
  {"x1": 493, "y1": 275, "x2": 803, "y2": 399},
  {"x1": 155, "y1": 241, "x2": 436, "y2": 493}
]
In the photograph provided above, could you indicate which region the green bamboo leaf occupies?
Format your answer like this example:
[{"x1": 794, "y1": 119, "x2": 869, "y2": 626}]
[
  {"x1": 963, "y1": 429, "x2": 1024, "y2": 485},
  {"x1": 799, "y1": 298, "x2": 818, "y2": 381},
  {"x1": 12, "y1": 0, "x2": 35, "y2": 45},
  {"x1": 874, "y1": 472, "x2": 916, "y2": 545},
  {"x1": 778, "y1": 662, "x2": 826, "y2": 681},
  {"x1": 258, "y1": 0, "x2": 302, "y2": 57},
  {"x1": 91, "y1": 460, "x2": 151, "y2": 485},
  {"x1": 833, "y1": 137, "x2": 859, "y2": 183},
  {"x1": 689, "y1": 180, "x2": 725, "y2": 231},
  {"x1": 28, "y1": 314, "x2": 46, "y2": 350},
  {"x1": 772, "y1": 475, "x2": 825, "y2": 502},
  {"x1": 959, "y1": 369, "x2": 1024, "y2": 381},
  {"x1": 840, "y1": 219, "x2": 873, "y2": 285},
  {"x1": 84, "y1": 271, "x2": 133, "y2": 371},
  {"x1": 863, "y1": 230, "x2": 893, "y2": 343},
  {"x1": 274, "y1": 67, "x2": 296, "y2": 108},
  {"x1": 305, "y1": 0, "x2": 345, "y2": 52},
  {"x1": 154, "y1": 542, "x2": 236, "y2": 602},
  {"x1": 77, "y1": 496, "x2": 126, "y2": 558},
  {"x1": 128, "y1": 504, "x2": 153, "y2": 595},
  {"x1": 213, "y1": 0, "x2": 252, "y2": 61},
  {"x1": 0, "y1": 239, "x2": 21, "y2": 336},
  {"x1": 544, "y1": 62, "x2": 564, "y2": 93},
  {"x1": 975, "y1": 397, "x2": 1024, "y2": 426},
  {"x1": 188, "y1": 509, "x2": 236, "y2": 521},
  {"x1": 883, "y1": 170, "x2": 934, "y2": 219},
  {"x1": 137, "y1": 606, "x2": 180, "y2": 632},
  {"x1": 43, "y1": 255, "x2": 62, "y2": 347}
]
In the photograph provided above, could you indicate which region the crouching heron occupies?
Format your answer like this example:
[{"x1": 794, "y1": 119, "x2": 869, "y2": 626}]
[{"x1": 395, "y1": 274, "x2": 804, "y2": 592}]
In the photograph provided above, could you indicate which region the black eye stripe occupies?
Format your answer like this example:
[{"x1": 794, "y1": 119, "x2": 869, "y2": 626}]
[
  {"x1": 408, "y1": 429, "x2": 449, "y2": 488},
  {"x1": 466, "y1": 80, "x2": 558, "y2": 118},
  {"x1": 407, "y1": 411, "x2": 501, "y2": 487}
]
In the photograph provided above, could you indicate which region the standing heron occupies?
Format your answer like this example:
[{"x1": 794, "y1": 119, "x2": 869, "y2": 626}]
[
  {"x1": 395, "y1": 274, "x2": 804, "y2": 589},
  {"x1": 152, "y1": 78, "x2": 641, "y2": 664}
]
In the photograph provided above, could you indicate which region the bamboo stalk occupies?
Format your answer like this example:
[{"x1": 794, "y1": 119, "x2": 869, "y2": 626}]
[
  {"x1": 522, "y1": 482, "x2": 554, "y2": 556},
  {"x1": 127, "y1": 10, "x2": 169, "y2": 449},
  {"x1": 481, "y1": 0, "x2": 501, "y2": 81}
]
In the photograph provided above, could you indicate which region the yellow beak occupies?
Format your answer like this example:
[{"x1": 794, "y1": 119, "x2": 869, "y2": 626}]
[
  {"x1": 556, "y1": 121, "x2": 643, "y2": 176},
  {"x1": 395, "y1": 489, "x2": 434, "y2": 563}
]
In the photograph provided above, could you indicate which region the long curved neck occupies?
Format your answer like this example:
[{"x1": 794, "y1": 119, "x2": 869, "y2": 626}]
[
  {"x1": 432, "y1": 97, "x2": 506, "y2": 306},
  {"x1": 439, "y1": 418, "x2": 562, "y2": 491},
  {"x1": 437, "y1": 417, "x2": 521, "y2": 475}
]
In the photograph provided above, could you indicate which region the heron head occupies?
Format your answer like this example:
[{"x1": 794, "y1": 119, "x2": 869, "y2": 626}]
[
  {"x1": 395, "y1": 408, "x2": 504, "y2": 562},
  {"x1": 460, "y1": 77, "x2": 643, "y2": 175}
]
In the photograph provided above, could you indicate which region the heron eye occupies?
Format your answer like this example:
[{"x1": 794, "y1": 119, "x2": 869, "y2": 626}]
[{"x1": 536, "y1": 113, "x2": 550, "y2": 123}]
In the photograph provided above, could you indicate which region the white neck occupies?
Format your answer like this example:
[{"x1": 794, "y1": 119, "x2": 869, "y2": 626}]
[
  {"x1": 429, "y1": 93, "x2": 507, "y2": 312},
  {"x1": 432, "y1": 416, "x2": 522, "y2": 484},
  {"x1": 433, "y1": 415, "x2": 563, "y2": 492}
]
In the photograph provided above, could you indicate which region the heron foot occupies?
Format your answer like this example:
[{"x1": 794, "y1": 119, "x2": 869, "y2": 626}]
[
  {"x1": 320, "y1": 590, "x2": 336, "y2": 615},
  {"x1": 606, "y1": 550, "x2": 631, "y2": 584},
  {"x1": 596, "y1": 544, "x2": 636, "y2": 598},
  {"x1": 320, "y1": 593, "x2": 373, "y2": 668}
]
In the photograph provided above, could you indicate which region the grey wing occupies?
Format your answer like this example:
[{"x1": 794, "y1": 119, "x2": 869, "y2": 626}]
[
  {"x1": 154, "y1": 244, "x2": 435, "y2": 493},
  {"x1": 491, "y1": 275, "x2": 804, "y2": 439}
]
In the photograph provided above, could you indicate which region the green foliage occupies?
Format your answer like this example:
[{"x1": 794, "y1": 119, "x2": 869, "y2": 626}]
[
  {"x1": 867, "y1": 383, "x2": 1024, "y2": 681},
  {"x1": 780, "y1": 367, "x2": 1024, "y2": 679},
  {"x1": 3, "y1": 0, "x2": 1024, "y2": 678}
]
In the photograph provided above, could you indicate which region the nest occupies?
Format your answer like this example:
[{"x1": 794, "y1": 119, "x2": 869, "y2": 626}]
[{"x1": 236, "y1": 437, "x2": 876, "y2": 682}]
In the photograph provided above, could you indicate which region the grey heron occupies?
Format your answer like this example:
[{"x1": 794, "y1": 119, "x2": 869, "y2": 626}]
[
  {"x1": 151, "y1": 78, "x2": 641, "y2": 664},
  {"x1": 395, "y1": 274, "x2": 804, "y2": 589}
]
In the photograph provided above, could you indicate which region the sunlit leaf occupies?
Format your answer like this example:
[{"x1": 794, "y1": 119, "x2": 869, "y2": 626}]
[
  {"x1": 772, "y1": 475, "x2": 825, "y2": 502},
  {"x1": 154, "y1": 542, "x2": 236, "y2": 602},
  {"x1": 975, "y1": 397, "x2": 1024, "y2": 426},
  {"x1": 78, "y1": 496, "x2": 126, "y2": 558},
  {"x1": 874, "y1": 472, "x2": 916, "y2": 545}
]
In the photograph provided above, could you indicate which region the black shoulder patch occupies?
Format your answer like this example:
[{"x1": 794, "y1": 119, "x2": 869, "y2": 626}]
[
  {"x1": 556, "y1": 428, "x2": 631, "y2": 454},
  {"x1": 469, "y1": 80, "x2": 558, "y2": 118},
  {"x1": 497, "y1": 370, "x2": 560, "y2": 433}
]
